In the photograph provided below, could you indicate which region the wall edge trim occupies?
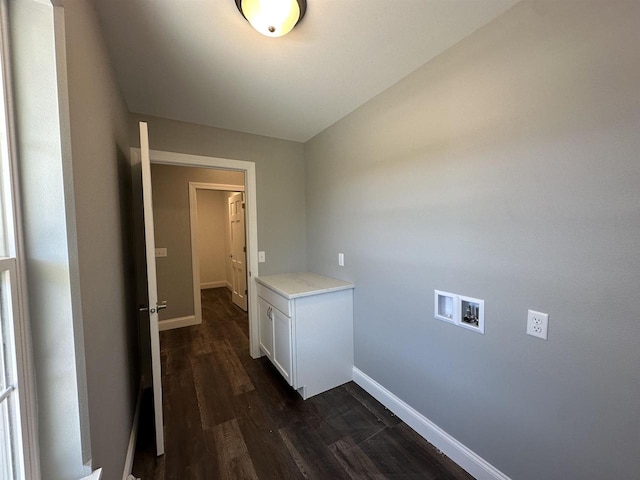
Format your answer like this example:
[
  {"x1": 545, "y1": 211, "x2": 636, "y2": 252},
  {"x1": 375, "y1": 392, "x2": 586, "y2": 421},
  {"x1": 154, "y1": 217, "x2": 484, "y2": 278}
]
[{"x1": 352, "y1": 367, "x2": 511, "y2": 480}]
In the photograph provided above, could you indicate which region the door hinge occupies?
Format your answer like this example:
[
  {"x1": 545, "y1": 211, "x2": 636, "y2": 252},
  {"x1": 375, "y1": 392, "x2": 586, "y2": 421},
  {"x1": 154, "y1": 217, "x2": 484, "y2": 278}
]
[
  {"x1": 242, "y1": 202, "x2": 245, "y2": 209},
  {"x1": 245, "y1": 289, "x2": 248, "y2": 295},
  {"x1": 243, "y1": 246, "x2": 246, "y2": 253}
]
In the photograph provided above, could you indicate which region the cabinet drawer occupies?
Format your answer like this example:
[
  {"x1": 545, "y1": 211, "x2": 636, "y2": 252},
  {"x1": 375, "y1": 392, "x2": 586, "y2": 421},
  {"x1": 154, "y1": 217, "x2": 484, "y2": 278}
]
[{"x1": 257, "y1": 284, "x2": 291, "y2": 317}]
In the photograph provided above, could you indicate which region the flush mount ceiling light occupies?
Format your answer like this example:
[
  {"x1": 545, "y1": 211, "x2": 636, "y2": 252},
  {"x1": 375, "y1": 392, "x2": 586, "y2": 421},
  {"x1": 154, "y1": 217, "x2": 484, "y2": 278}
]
[{"x1": 235, "y1": 0, "x2": 307, "y2": 37}]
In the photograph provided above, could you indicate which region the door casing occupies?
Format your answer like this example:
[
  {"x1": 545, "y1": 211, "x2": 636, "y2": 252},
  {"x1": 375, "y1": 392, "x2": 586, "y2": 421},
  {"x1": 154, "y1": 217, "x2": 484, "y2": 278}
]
[{"x1": 132, "y1": 148, "x2": 261, "y2": 359}]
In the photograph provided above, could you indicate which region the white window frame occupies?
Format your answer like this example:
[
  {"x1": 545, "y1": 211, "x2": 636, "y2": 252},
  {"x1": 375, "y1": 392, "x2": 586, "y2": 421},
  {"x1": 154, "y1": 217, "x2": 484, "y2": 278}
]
[
  {"x1": 0, "y1": 0, "x2": 41, "y2": 478},
  {"x1": 0, "y1": 257, "x2": 25, "y2": 479}
]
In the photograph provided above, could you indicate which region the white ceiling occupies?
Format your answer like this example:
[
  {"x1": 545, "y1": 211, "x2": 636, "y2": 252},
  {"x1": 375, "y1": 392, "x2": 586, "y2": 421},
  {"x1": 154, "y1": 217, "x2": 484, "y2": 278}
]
[{"x1": 92, "y1": 0, "x2": 519, "y2": 142}]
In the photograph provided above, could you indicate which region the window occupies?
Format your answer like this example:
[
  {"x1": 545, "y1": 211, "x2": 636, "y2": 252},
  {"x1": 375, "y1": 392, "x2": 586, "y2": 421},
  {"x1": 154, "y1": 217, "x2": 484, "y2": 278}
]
[{"x1": 0, "y1": 258, "x2": 23, "y2": 480}]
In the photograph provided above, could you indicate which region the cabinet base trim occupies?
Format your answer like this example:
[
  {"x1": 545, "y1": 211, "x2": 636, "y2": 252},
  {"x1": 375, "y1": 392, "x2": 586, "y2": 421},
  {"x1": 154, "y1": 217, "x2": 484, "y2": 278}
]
[{"x1": 352, "y1": 367, "x2": 511, "y2": 480}]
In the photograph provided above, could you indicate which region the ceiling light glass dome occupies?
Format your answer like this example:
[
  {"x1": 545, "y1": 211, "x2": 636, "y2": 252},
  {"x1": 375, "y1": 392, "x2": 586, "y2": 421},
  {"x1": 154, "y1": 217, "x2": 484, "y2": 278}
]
[{"x1": 235, "y1": 0, "x2": 307, "y2": 37}]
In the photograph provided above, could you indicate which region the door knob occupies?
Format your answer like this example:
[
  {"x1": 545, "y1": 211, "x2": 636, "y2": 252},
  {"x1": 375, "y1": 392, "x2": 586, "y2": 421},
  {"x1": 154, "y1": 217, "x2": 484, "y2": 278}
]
[{"x1": 144, "y1": 302, "x2": 167, "y2": 314}]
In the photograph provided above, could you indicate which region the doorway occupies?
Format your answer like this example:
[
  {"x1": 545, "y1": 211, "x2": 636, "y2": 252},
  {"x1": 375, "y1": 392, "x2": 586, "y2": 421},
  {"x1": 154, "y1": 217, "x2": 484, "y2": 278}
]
[
  {"x1": 133, "y1": 127, "x2": 261, "y2": 457},
  {"x1": 139, "y1": 148, "x2": 261, "y2": 360},
  {"x1": 188, "y1": 182, "x2": 248, "y2": 320}
]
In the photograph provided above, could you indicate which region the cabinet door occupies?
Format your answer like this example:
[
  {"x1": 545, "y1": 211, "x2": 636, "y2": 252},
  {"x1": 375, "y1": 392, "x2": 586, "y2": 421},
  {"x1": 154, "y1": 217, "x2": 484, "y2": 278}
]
[
  {"x1": 272, "y1": 307, "x2": 293, "y2": 385},
  {"x1": 258, "y1": 297, "x2": 273, "y2": 359}
]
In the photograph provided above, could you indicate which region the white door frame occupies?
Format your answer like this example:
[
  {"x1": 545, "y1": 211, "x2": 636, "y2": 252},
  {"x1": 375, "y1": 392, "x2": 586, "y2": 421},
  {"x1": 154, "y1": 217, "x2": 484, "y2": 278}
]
[
  {"x1": 133, "y1": 148, "x2": 261, "y2": 359},
  {"x1": 188, "y1": 182, "x2": 245, "y2": 325}
]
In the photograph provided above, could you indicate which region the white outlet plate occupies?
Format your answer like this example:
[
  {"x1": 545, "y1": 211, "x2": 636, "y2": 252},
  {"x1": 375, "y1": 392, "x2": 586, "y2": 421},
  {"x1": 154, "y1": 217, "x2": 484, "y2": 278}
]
[
  {"x1": 527, "y1": 310, "x2": 549, "y2": 340},
  {"x1": 258, "y1": 251, "x2": 266, "y2": 263},
  {"x1": 338, "y1": 253, "x2": 344, "y2": 266},
  {"x1": 155, "y1": 247, "x2": 167, "y2": 257},
  {"x1": 434, "y1": 290, "x2": 458, "y2": 325}
]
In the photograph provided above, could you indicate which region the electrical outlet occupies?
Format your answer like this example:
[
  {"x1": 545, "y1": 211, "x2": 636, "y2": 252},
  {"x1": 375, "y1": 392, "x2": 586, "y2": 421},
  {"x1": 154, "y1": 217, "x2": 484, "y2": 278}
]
[
  {"x1": 527, "y1": 310, "x2": 549, "y2": 340},
  {"x1": 338, "y1": 253, "x2": 344, "y2": 266}
]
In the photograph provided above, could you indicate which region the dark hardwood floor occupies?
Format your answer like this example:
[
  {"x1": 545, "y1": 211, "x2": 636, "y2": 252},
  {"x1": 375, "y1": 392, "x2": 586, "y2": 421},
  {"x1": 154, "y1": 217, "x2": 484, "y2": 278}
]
[{"x1": 132, "y1": 287, "x2": 475, "y2": 479}]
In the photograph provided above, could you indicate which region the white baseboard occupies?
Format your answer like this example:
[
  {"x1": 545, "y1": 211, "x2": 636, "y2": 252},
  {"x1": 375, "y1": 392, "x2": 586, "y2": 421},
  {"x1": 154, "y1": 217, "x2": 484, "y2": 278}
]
[
  {"x1": 158, "y1": 315, "x2": 199, "y2": 331},
  {"x1": 121, "y1": 382, "x2": 143, "y2": 480},
  {"x1": 352, "y1": 367, "x2": 511, "y2": 480},
  {"x1": 200, "y1": 280, "x2": 227, "y2": 290}
]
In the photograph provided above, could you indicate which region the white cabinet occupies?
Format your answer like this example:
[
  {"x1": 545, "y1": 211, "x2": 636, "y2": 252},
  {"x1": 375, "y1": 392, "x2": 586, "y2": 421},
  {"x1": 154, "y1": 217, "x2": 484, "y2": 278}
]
[
  {"x1": 272, "y1": 306, "x2": 293, "y2": 384},
  {"x1": 258, "y1": 296, "x2": 292, "y2": 383},
  {"x1": 258, "y1": 297, "x2": 273, "y2": 358},
  {"x1": 256, "y1": 272, "x2": 354, "y2": 400}
]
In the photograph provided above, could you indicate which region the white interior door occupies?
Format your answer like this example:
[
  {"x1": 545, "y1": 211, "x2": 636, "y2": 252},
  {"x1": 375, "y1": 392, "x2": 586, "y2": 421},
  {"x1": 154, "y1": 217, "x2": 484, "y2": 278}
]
[
  {"x1": 228, "y1": 192, "x2": 248, "y2": 311},
  {"x1": 139, "y1": 121, "x2": 165, "y2": 456}
]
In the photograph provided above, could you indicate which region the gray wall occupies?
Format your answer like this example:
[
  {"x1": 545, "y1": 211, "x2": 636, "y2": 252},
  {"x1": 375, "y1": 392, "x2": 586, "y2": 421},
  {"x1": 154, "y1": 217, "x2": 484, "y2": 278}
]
[
  {"x1": 305, "y1": 1, "x2": 640, "y2": 479},
  {"x1": 62, "y1": 1, "x2": 138, "y2": 478},
  {"x1": 130, "y1": 113, "x2": 307, "y2": 276},
  {"x1": 150, "y1": 164, "x2": 243, "y2": 320},
  {"x1": 197, "y1": 190, "x2": 228, "y2": 287}
]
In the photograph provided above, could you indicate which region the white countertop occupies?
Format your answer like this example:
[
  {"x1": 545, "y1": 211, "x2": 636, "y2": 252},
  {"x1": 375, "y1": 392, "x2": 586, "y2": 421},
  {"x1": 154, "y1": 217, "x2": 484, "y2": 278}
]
[{"x1": 256, "y1": 272, "x2": 354, "y2": 299}]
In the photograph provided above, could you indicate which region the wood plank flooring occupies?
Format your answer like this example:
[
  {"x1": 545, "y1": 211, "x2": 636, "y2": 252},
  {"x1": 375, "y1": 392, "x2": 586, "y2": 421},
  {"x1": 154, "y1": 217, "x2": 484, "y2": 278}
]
[{"x1": 132, "y1": 287, "x2": 475, "y2": 480}]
